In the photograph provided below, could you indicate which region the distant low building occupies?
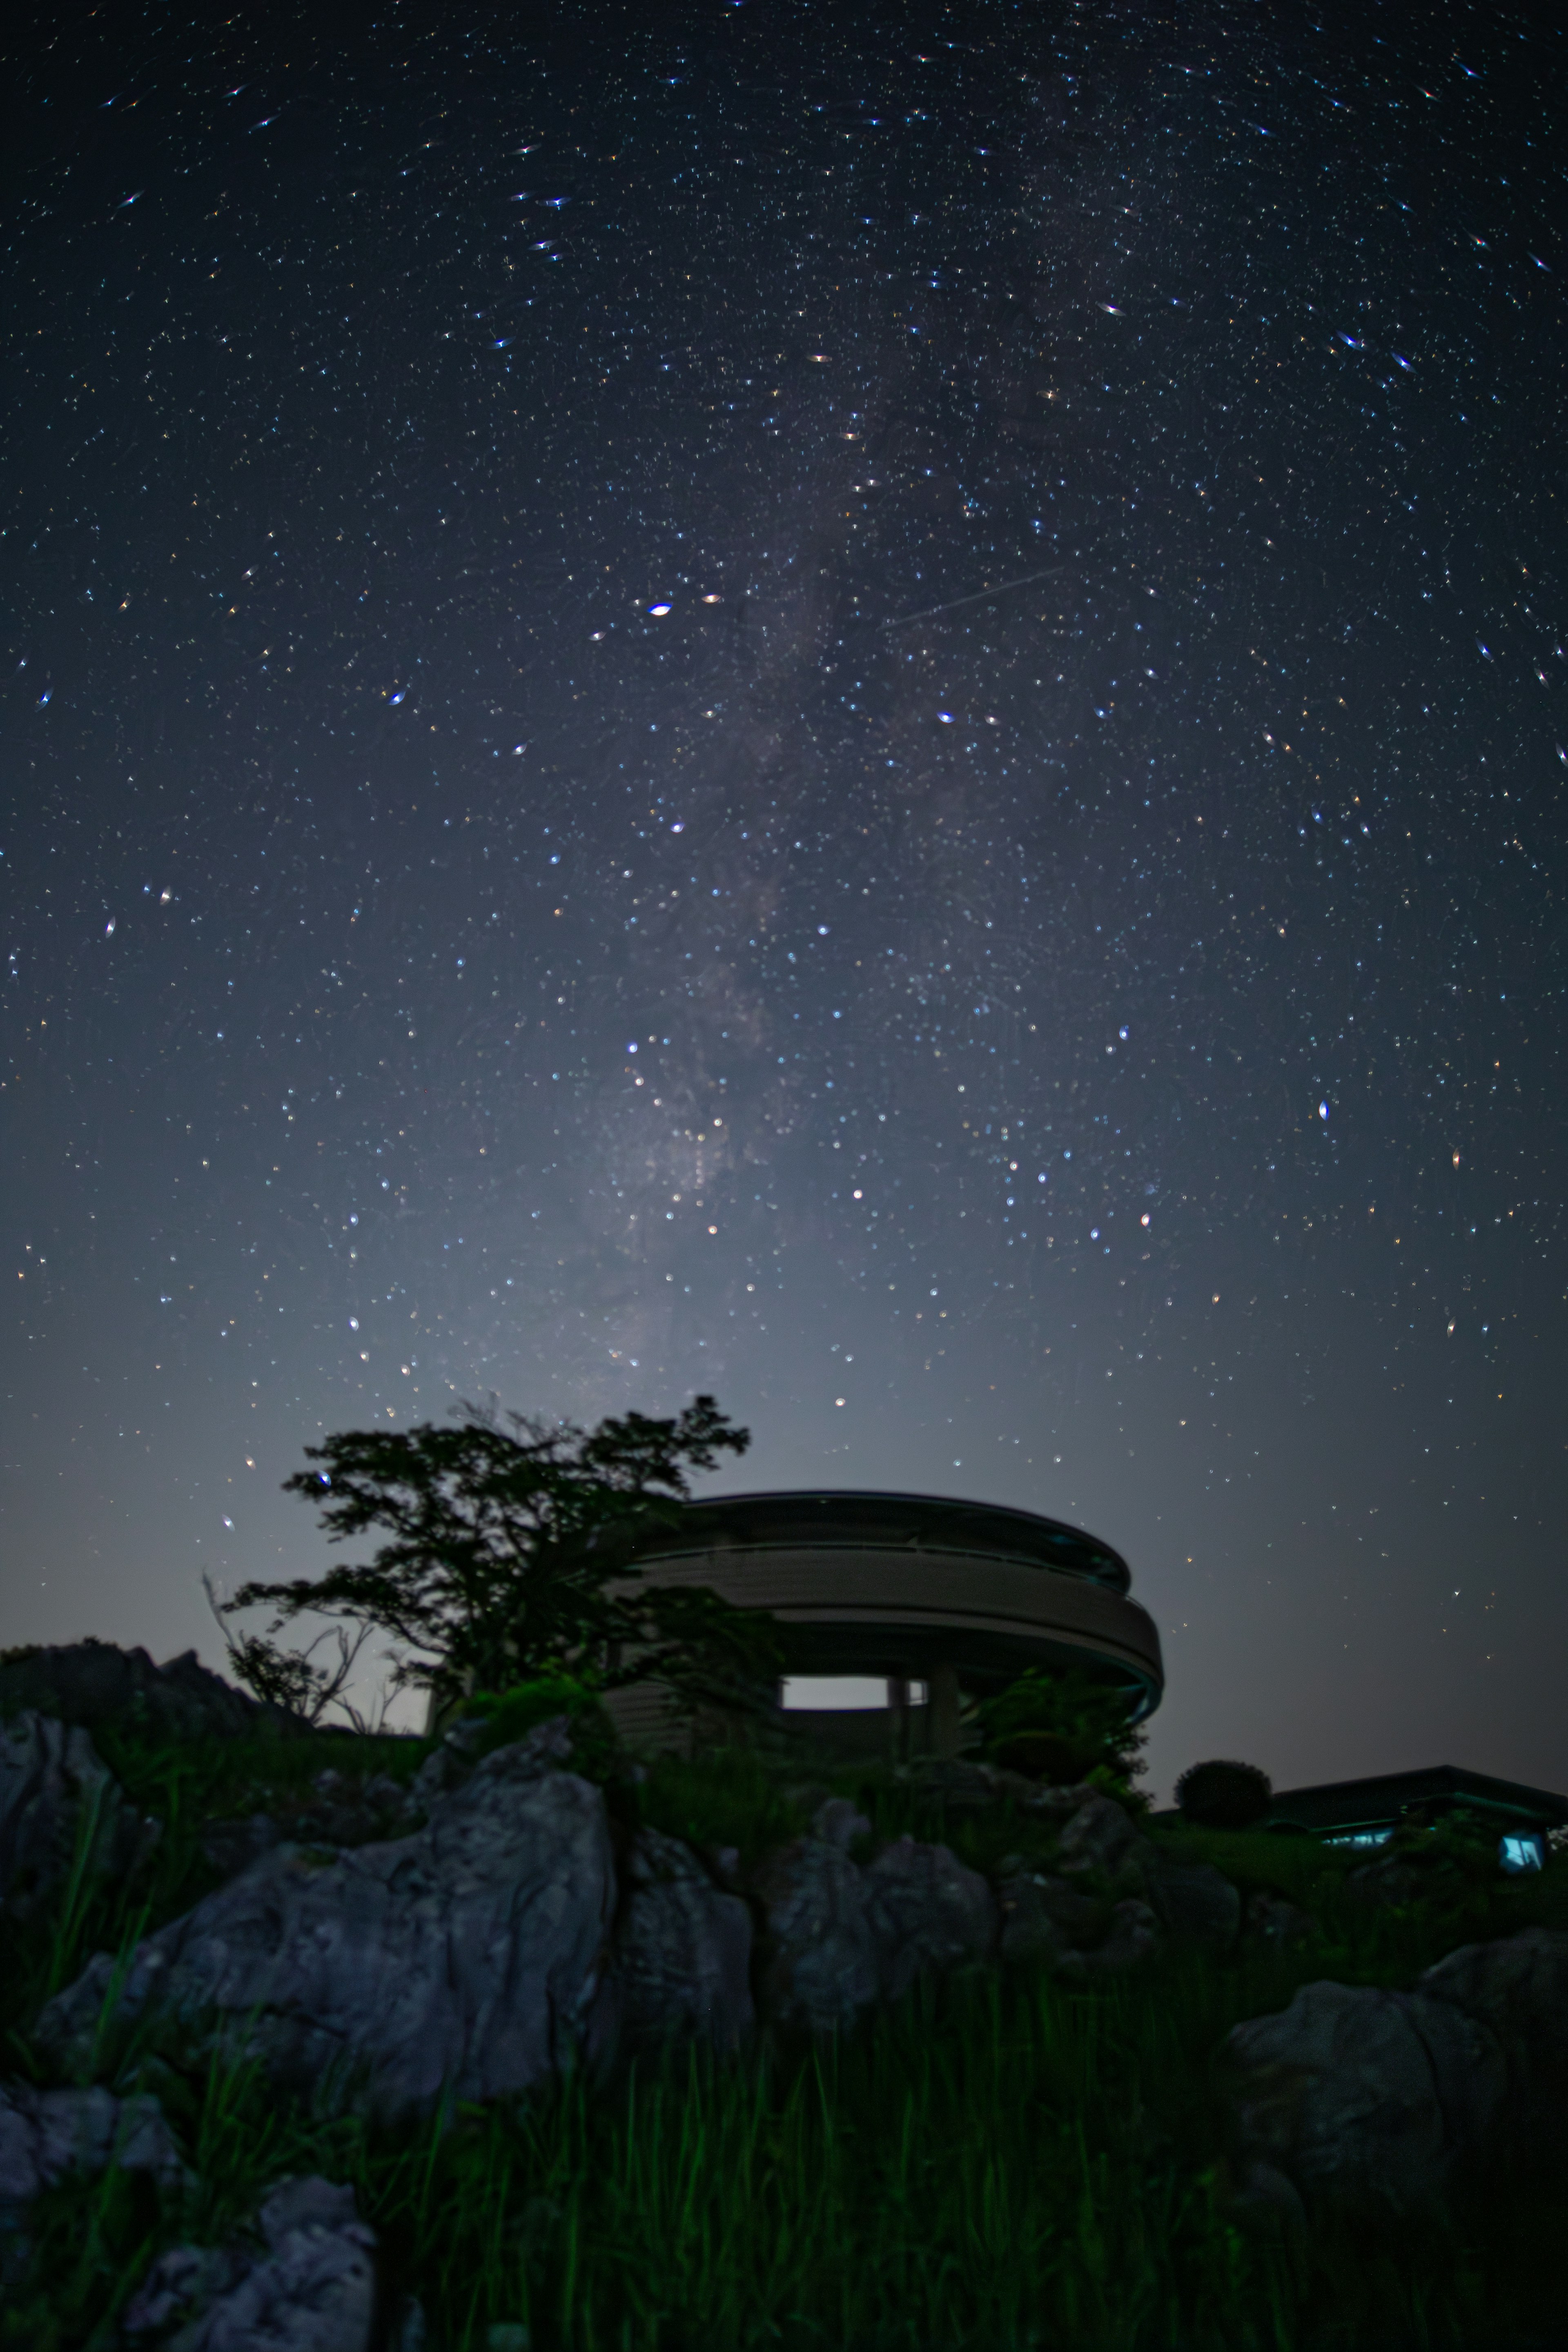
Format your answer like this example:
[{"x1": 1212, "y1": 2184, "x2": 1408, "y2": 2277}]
[
  {"x1": 1267, "y1": 1764, "x2": 1568, "y2": 1872},
  {"x1": 604, "y1": 1487, "x2": 1163, "y2": 1759}
]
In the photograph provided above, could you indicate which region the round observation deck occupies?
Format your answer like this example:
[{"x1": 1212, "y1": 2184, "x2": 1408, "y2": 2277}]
[{"x1": 608, "y1": 1489, "x2": 1163, "y2": 1752}]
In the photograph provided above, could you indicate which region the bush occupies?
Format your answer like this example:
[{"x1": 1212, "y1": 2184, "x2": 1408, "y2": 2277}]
[
  {"x1": 1174, "y1": 1758, "x2": 1273, "y2": 1829},
  {"x1": 971, "y1": 1666, "x2": 1147, "y2": 1791}
]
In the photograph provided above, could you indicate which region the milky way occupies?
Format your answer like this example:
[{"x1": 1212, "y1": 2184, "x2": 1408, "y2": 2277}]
[{"x1": 6, "y1": 1, "x2": 1566, "y2": 1796}]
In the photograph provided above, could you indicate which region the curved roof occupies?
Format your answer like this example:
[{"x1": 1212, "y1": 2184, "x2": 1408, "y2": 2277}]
[{"x1": 629, "y1": 1488, "x2": 1132, "y2": 1596}]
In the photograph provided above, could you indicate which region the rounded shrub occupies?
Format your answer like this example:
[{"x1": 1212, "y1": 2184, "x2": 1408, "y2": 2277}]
[{"x1": 1174, "y1": 1757, "x2": 1272, "y2": 1829}]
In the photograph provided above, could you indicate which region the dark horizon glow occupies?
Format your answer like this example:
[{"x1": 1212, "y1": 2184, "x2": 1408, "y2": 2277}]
[{"x1": 5, "y1": 0, "x2": 1566, "y2": 1803}]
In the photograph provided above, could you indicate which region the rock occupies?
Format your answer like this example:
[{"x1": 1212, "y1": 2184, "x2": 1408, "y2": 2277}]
[
  {"x1": 0, "y1": 1642, "x2": 303, "y2": 1744},
  {"x1": 753, "y1": 1834, "x2": 880, "y2": 2034},
  {"x1": 1417, "y1": 1927, "x2": 1568, "y2": 2149},
  {"x1": 1223, "y1": 1978, "x2": 1506, "y2": 2212},
  {"x1": 811, "y1": 1796, "x2": 870, "y2": 1851},
  {"x1": 1057, "y1": 1898, "x2": 1161, "y2": 1978},
  {"x1": 199, "y1": 1813, "x2": 282, "y2": 1880},
  {"x1": 863, "y1": 1835, "x2": 996, "y2": 1998},
  {"x1": 0, "y1": 1711, "x2": 158, "y2": 1918},
  {"x1": 122, "y1": 2175, "x2": 380, "y2": 2351},
  {"x1": 37, "y1": 1722, "x2": 616, "y2": 2123},
  {"x1": 1139, "y1": 1853, "x2": 1242, "y2": 1947},
  {"x1": 1244, "y1": 1890, "x2": 1318, "y2": 1944},
  {"x1": 899, "y1": 1758, "x2": 1035, "y2": 1813},
  {"x1": 588, "y1": 1828, "x2": 753, "y2": 2066},
  {"x1": 1022, "y1": 1781, "x2": 1102, "y2": 1818},
  {"x1": 1056, "y1": 1793, "x2": 1139, "y2": 1878},
  {"x1": 0, "y1": 2080, "x2": 187, "y2": 2205},
  {"x1": 995, "y1": 1865, "x2": 1105, "y2": 1963}
]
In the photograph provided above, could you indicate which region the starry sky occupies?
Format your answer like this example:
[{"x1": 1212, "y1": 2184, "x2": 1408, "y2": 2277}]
[{"x1": 6, "y1": 0, "x2": 1566, "y2": 1800}]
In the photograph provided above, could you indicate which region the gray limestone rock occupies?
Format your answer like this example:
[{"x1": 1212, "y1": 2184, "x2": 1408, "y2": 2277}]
[
  {"x1": 0, "y1": 2080, "x2": 187, "y2": 2205},
  {"x1": 811, "y1": 1796, "x2": 871, "y2": 1851},
  {"x1": 1223, "y1": 1978, "x2": 1506, "y2": 2213},
  {"x1": 0, "y1": 1710, "x2": 158, "y2": 1918},
  {"x1": 1417, "y1": 1926, "x2": 1568, "y2": 2149},
  {"x1": 995, "y1": 1865, "x2": 1106, "y2": 1962},
  {"x1": 1055, "y1": 1793, "x2": 1140, "y2": 1878},
  {"x1": 122, "y1": 2176, "x2": 381, "y2": 2352},
  {"x1": 588, "y1": 1827, "x2": 753, "y2": 2065},
  {"x1": 37, "y1": 1721, "x2": 615, "y2": 2123},
  {"x1": 1243, "y1": 1889, "x2": 1318, "y2": 1945},
  {"x1": 753, "y1": 1834, "x2": 880, "y2": 2034},
  {"x1": 1140, "y1": 1853, "x2": 1242, "y2": 1947},
  {"x1": 863, "y1": 1835, "x2": 997, "y2": 1998},
  {"x1": 1056, "y1": 1898, "x2": 1162, "y2": 1978}
]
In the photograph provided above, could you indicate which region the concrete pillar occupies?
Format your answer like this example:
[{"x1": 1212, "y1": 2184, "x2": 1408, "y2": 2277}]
[{"x1": 929, "y1": 1662, "x2": 962, "y2": 1759}]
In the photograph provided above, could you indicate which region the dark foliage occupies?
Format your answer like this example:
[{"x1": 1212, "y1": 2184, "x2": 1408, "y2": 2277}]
[
  {"x1": 1175, "y1": 1758, "x2": 1274, "y2": 1829},
  {"x1": 970, "y1": 1666, "x2": 1147, "y2": 1791}
]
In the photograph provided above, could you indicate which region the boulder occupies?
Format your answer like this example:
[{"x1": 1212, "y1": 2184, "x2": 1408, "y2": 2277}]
[
  {"x1": 120, "y1": 2175, "x2": 403, "y2": 2352},
  {"x1": 753, "y1": 1833, "x2": 881, "y2": 2034},
  {"x1": 863, "y1": 1835, "x2": 997, "y2": 1998},
  {"x1": 1056, "y1": 1793, "x2": 1140, "y2": 1878},
  {"x1": 1417, "y1": 1927, "x2": 1568, "y2": 2148},
  {"x1": 994, "y1": 1862, "x2": 1110, "y2": 1963},
  {"x1": 37, "y1": 1722, "x2": 616, "y2": 2123},
  {"x1": 1223, "y1": 1978, "x2": 1506, "y2": 2212},
  {"x1": 1056, "y1": 1898, "x2": 1161, "y2": 1978},
  {"x1": 0, "y1": 2080, "x2": 187, "y2": 2205},
  {"x1": 587, "y1": 1828, "x2": 753, "y2": 2066},
  {"x1": 0, "y1": 1710, "x2": 158, "y2": 1917},
  {"x1": 1139, "y1": 1853, "x2": 1241, "y2": 1947},
  {"x1": 0, "y1": 1643, "x2": 302, "y2": 1744},
  {"x1": 1243, "y1": 1890, "x2": 1318, "y2": 1945}
]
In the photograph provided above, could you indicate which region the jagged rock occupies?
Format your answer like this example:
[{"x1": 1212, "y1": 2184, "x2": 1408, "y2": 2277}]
[
  {"x1": 863, "y1": 1835, "x2": 996, "y2": 1998},
  {"x1": 1056, "y1": 1793, "x2": 1140, "y2": 1878},
  {"x1": 811, "y1": 1796, "x2": 870, "y2": 1851},
  {"x1": 753, "y1": 1833, "x2": 880, "y2": 2033},
  {"x1": 0, "y1": 2080, "x2": 187, "y2": 2205},
  {"x1": 899, "y1": 1758, "x2": 1036, "y2": 1813},
  {"x1": 587, "y1": 1828, "x2": 753, "y2": 2065},
  {"x1": 1417, "y1": 1927, "x2": 1568, "y2": 2148},
  {"x1": 1056, "y1": 1898, "x2": 1161, "y2": 1977},
  {"x1": 121, "y1": 2175, "x2": 390, "y2": 2351},
  {"x1": 995, "y1": 1864, "x2": 1106, "y2": 1962},
  {"x1": 0, "y1": 1642, "x2": 303, "y2": 1744},
  {"x1": 199, "y1": 1813, "x2": 282, "y2": 1880},
  {"x1": 1022, "y1": 1781, "x2": 1102, "y2": 1817},
  {"x1": 1223, "y1": 1978, "x2": 1506, "y2": 2212},
  {"x1": 1139, "y1": 1853, "x2": 1242, "y2": 1947},
  {"x1": 0, "y1": 1711, "x2": 158, "y2": 1917},
  {"x1": 37, "y1": 1721, "x2": 615, "y2": 2123},
  {"x1": 1244, "y1": 1889, "x2": 1318, "y2": 1944},
  {"x1": 753, "y1": 1824, "x2": 991, "y2": 2031}
]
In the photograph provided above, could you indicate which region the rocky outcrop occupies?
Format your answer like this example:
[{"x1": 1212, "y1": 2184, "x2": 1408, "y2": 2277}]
[
  {"x1": 0, "y1": 1642, "x2": 304, "y2": 1744},
  {"x1": 37, "y1": 1722, "x2": 617, "y2": 2124},
  {"x1": 120, "y1": 2175, "x2": 424, "y2": 2351},
  {"x1": 1224, "y1": 1928, "x2": 1568, "y2": 2214},
  {"x1": 753, "y1": 1798, "x2": 995, "y2": 2031},
  {"x1": 0, "y1": 1710, "x2": 159, "y2": 1917},
  {"x1": 0, "y1": 2080, "x2": 187, "y2": 2206},
  {"x1": 1137, "y1": 1853, "x2": 1242, "y2": 1948},
  {"x1": 587, "y1": 1827, "x2": 753, "y2": 2067}
]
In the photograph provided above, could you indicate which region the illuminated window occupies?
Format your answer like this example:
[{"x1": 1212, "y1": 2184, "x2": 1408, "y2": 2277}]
[{"x1": 1499, "y1": 1832, "x2": 1545, "y2": 1873}]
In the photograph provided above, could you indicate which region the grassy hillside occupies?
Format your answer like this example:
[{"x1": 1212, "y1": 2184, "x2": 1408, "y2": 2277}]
[{"x1": 5, "y1": 1728, "x2": 1567, "y2": 2350}]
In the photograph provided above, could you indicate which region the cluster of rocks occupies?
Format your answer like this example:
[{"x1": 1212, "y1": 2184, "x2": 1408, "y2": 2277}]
[
  {"x1": 0, "y1": 1642, "x2": 307, "y2": 1746},
  {"x1": 5, "y1": 1672, "x2": 1567, "y2": 2322},
  {"x1": 1225, "y1": 1924, "x2": 1568, "y2": 2220}
]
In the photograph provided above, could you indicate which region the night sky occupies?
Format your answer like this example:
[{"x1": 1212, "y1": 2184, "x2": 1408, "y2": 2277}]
[{"x1": 7, "y1": 0, "x2": 1566, "y2": 1801}]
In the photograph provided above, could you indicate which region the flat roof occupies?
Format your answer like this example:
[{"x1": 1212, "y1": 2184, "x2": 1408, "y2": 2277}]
[
  {"x1": 629, "y1": 1488, "x2": 1132, "y2": 1594},
  {"x1": 1268, "y1": 1764, "x2": 1568, "y2": 1833}
]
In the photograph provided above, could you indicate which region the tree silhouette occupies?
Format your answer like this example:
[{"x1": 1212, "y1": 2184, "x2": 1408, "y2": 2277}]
[{"x1": 226, "y1": 1395, "x2": 775, "y2": 1717}]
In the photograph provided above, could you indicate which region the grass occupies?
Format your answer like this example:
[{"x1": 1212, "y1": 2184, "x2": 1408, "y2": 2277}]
[{"x1": 5, "y1": 1731, "x2": 1568, "y2": 2350}]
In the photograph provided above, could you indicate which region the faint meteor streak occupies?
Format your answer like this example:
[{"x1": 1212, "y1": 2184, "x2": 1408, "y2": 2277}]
[{"x1": 881, "y1": 564, "x2": 1067, "y2": 629}]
